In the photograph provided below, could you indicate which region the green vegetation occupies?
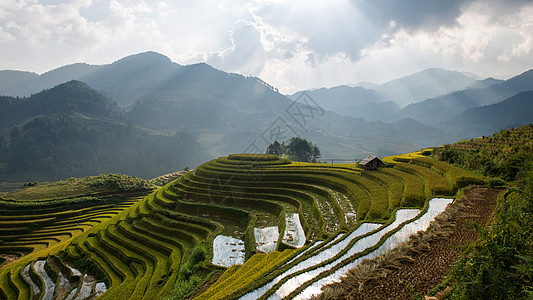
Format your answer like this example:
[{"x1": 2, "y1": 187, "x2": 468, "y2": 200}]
[
  {"x1": 0, "y1": 115, "x2": 207, "y2": 181},
  {"x1": 0, "y1": 80, "x2": 208, "y2": 182},
  {"x1": 433, "y1": 124, "x2": 533, "y2": 299},
  {"x1": 0, "y1": 149, "x2": 485, "y2": 299},
  {"x1": 195, "y1": 249, "x2": 295, "y2": 300},
  {"x1": 1, "y1": 174, "x2": 154, "y2": 202},
  {"x1": 266, "y1": 137, "x2": 321, "y2": 163},
  {"x1": 0, "y1": 174, "x2": 153, "y2": 299}
]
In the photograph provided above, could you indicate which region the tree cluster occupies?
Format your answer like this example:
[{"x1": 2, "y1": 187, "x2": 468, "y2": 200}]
[{"x1": 266, "y1": 137, "x2": 321, "y2": 163}]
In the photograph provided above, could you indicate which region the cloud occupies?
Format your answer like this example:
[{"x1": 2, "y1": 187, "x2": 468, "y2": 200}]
[
  {"x1": 205, "y1": 20, "x2": 267, "y2": 75},
  {"x1": 1, "y1": 0, "x2": 533, "y2": 93},
  {"x1": 251, "y1": 0, "x2": 533, "y2": 64}
]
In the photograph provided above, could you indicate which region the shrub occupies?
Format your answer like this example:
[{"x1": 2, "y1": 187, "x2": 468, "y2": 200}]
[
  {"x1": 489, "y1": 178, "x2": 506, "y2": 188},
  {"x1": 74, "y1": 254, "x2": 105, "y2": 280},
  {"x1": 164, "y1": 275, "x2": 201, "y2": 300},
  {"x1": 179, "y1": 244, "x2": 208, "y2": 280}
]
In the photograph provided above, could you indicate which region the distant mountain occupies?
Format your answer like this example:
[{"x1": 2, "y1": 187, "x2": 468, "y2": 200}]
[
  {"x1": 0, "y1": 81, "x2": 207, "y2": 181},
  {"x1": 289, "y1": 85, "x2": 400, "y2": 121},
  {"x1": 466, "y1": 77, "x2": 504, "y2": 90},
  {"x1": 0, "y1": 80, "x2": 121, "y2": 128},
  {"x1": 2, "y1": 52, "x2": 529, "y2": 167},
  {"x1": 295, "y1": 68, "x2": 485, "y2": 122},
  {"x1": 125, "y1": 62, "x2": 293, "y2": 134},
  {"x1": 0, "y1": 70, "x2": 39, "y2": 94},
  {"x1": 0, "y1": 64, "x2": 102, "y2": 97},
  {"x1": 348, "y1": 81, "x2": 379, "y2": 89},
  {"x1": 394, "y1": 69, "x2": 533, "y2": 126},
  {"x1": 290, "y1": 85, "x2": 385, "y2": 111},
  {"x1": 373, "y1": 68, "x2": 479, "y2": 107},
  {"x1": 440, "y1": 91, "x2": 533, "y2": 139},
  {"x1": 80, "y1": 52, "x2": 182, "y2": 106},
  {"x1": 339, "y1": 101, "x2": 400, "y2": 122}
]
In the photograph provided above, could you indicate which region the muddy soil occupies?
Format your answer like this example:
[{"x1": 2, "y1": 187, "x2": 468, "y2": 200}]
[{"x1": 339, "y1": 187, "x2": 502, "y2": 300}]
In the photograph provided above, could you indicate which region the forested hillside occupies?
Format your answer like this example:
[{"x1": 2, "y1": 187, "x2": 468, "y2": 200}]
[
  {"x1": 0, "y1": 81, "x2": 121, "y2": 128},
  {"x1": 0, "y1": 81, "x2": 207, "y2": 181},
  {"x1": 1, "y1": 116, "x2": 204, "y2": 181}
]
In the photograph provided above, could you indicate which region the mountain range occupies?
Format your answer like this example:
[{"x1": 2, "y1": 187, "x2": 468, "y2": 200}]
[
  {"x1": 0, "y1": 51, "x2": 532, "y2": 181},
  {"x1": 392, "y1": 69, "x2": 533, "y2": 126},
  {"x1": 292, "y1": 67, "x2": 532, "y2": 132}
]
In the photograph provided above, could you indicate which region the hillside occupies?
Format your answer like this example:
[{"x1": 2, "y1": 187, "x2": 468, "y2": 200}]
[
  {"x1": 440, "y1": 91, "x2": 533, "y2": 138},
  {"x1": 0, "y1": 151, "x2": 486, "y2": 299},
  {"x1": 0, "y1": 81, "x2": 207, "y2": 181},
  {"x1": 394, "y1": 69, "x2": 533, "y2": 126},
  {"x1": 430, "y1": 124, "x2": 533, "y2": 298},
  {"x1": 1, "y1": 116, "x2": 207, "y2": 181},
  {"x1": 1, "y1": 53, "x2": 532, "y2": 170},
  {"x1": 0, "y1": 80, "x2": 121, "y2": 128},
  {"x1": 0, "y1": 175, "x2": 154, "y2": 299},
  {"x1": 0, "y1": 52, "x2": 489, "y2": 162},
  {"x1": 0, "y1": 73, "x2": 443, "y2": 181}
]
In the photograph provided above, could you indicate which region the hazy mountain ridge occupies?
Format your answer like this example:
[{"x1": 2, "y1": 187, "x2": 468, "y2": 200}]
[
  {"x1": 0, "y1": 64, "x2": 103, "y2": 97},
  {"x1": 393, "y1": 69, "x2": 533, "y2": 126},
  {"x1": 80, "y1": 52, "x2": 183, "y2": 106},
  {"x1": 289, "y1": 85, "x2": 400, "y2": 121},
  {"x1": 465, "y1": 77, "x2": 504, "y2": 90},
  {"x1": 1, "y1": 51, "x2": 531, "y2": 179},
  {"x1": 290, "y1": 68, "x2": 491, "y2": 122},
  {"x1": 0, "y1": 70, "x2": 39, "y2": 94},
  {"x1": 439, "y1": 91, "x2": 533, "y2": 139},
  {"x1": 373, "y1": 68, "x2": 479, "y2": 107}
]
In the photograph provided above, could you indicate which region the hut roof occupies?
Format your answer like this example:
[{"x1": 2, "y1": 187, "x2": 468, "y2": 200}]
[{"x1": 359, "y1": 155, "x2": 380, "y2": 166}]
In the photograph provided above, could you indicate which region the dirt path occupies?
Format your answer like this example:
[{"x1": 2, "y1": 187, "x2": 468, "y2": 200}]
[{"x1": 329, "y1": 187, "x2": 502, "y2": 300}]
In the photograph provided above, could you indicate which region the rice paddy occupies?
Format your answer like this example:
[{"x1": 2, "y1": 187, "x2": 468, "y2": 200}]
[{"x1": 0, "y1": 151, "x2": 484, "y2": 299}]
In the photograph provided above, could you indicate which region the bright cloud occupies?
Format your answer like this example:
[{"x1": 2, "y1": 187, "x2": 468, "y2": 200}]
[{"x1": 0, "y1": 0, "x2": 532, "y2": 93}]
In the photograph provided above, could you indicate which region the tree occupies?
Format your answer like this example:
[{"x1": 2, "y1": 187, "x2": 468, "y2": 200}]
[
  {"x1": 287, "y1": 137, "x2": 311, "y2": 162},
  {"x1": 310, "y1": 144, "x2": 321, "y2": 163},
  {"x1": 266, "y1": 140, "x2": 283, "y2": 156}
]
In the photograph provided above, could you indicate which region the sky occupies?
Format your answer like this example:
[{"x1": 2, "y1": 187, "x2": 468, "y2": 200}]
[{"x1": 1, "y1": 0, "x2": 533, "y2": 94}]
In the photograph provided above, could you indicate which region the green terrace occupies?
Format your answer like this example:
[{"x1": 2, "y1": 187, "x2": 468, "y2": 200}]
[{"x1": 0, "y1": 152, "x2": 485, "y2": 299}]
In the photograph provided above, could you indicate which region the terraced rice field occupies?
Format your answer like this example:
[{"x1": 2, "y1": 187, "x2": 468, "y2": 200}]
[{"x1": 0, "y1": 152, "x2": 484, "y2": 299}]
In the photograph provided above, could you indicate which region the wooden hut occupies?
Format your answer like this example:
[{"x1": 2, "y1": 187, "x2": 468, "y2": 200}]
[{"x1": 359, "y1": 155, "x2": 384, "y2": 170}]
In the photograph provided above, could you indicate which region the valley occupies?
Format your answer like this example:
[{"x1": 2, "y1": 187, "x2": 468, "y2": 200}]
[{"x1": 0, "y1": 52, "x2": 532, "y2": 299}]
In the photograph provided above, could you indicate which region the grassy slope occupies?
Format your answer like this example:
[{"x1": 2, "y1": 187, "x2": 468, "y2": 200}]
[
  {"x1": 432, "y1": 124, "x2": 533, "y2": 299},
  {"x1": 1, "y1": 174, "x2": 154, "y2": 202}
]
